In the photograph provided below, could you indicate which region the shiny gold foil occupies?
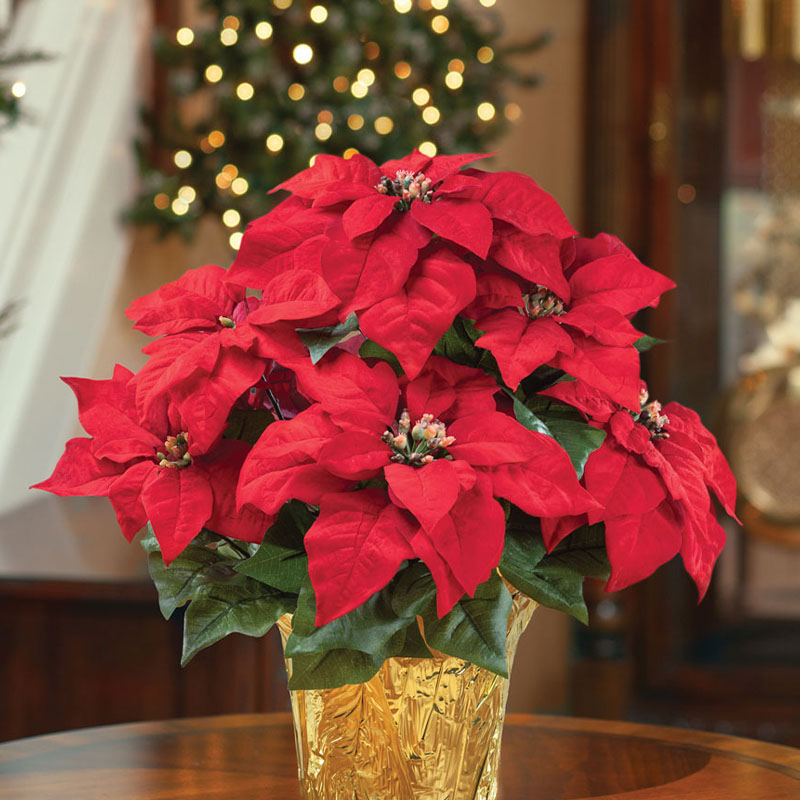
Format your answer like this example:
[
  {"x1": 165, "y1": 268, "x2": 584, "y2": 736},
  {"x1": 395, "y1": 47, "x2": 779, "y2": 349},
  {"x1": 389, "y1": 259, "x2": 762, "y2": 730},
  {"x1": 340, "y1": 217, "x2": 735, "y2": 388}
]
[{"x1": 277, "y1": 590, "x2": 536, "y2": 800}]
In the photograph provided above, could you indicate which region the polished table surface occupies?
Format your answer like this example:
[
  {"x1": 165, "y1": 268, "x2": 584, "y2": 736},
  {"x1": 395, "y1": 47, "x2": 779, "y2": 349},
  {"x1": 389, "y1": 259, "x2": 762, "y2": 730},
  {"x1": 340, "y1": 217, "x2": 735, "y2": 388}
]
[{"x1": 0, "y1": 712, "x2": 798, "y2": 799}]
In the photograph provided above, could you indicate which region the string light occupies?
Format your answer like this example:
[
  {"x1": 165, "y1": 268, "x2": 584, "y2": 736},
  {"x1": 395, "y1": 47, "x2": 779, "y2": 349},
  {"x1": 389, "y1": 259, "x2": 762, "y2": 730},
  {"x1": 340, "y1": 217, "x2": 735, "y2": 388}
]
[
  {"x1": 309, "y1": 154, "x2": 319, "y2": 166},
  {"x1": 479, "y1": 0, "x2": 496, "y2": 6},
  {"x1": 223, "y1": 209, "x2": 241, "y2": 227},
  {"x1": 374, "y1": 116, "x2": 394, "y2": 134},
  {"x1": 220, "y1": 28, "x2": 238, "y2": 46},
  {"x1": 153, "y1": 193, "x2": 170, "y2": 210},
  {"x1": 431, "y1": 0, "x2": 448, "y2": 7},
  {"x1": 274, "y1": 0, "x2": 293, "y2": 8},
  {"x1": 293, "y1": 44, "x2": 314, "y2": 64},
  {"x1": 347, "y1": 114, "x2": 364, "y2": 130},
  {"x1": 333, "y1": 76, "x2": 349, "y2": 92},
  {"x1": 357, "y1": 68, "x2": 376, "y2": 86},
  {"x1": 255, "y1": 21, "x2": 273, "y2": 39},
  {"x1": 229, "y1": 231, "x2": 243, "y2": 250},
  {"x1": 343, "y1": 147, "x2": 359, "y2": 159},
  {"x1": 394, "y1": 62, "x2": 412, "y2": 79},
  {"x1": 419, "y1": 141, "x2": 437, "y2": 156},
  {"x1": 477, "y1": 46, "x2": 494, "y2": 63},
  {"x1": 176, "y1": 27, "x2": 194, "y2": 46},
  {"x1": 216, "y1": 173, "x2": 232, "y2": 189},
  {"x1": 236, "y1": 82, "x2": 254, "y2": 100},
  {"x1": 222, "y1": 164, "x2": 239, "y2": 178},
  {"x1": 504, "y1": 102, "x2": 522, "y2": 121},
  {"x1": 318, "y1": 110, "x2": 333, "y2": 123},
  {"x1": 422, "y1": 106, "x2": 441, "y2": 124},
  {"x1": 412, "y1": 88, "x2": 431, "y2": 106},
  {"x1": 364, "y1": 42, "x2": 380, "y2": 59},
  {"x1": 205, "y1": 64, "x2": 223, "y2": 83},
  {"x1": 351, "y1": 81, "x2": 368, "y2": 98},
  {"x1": 266, "y1": 133, "x2": 285, "y2": 152},
  {"x1": 208, "y1": 130, "x2": 225, "y2": 147},
  {"x1": 173, "y1": 150, "x2": 192, "y2": 168},
  {"x1": 172, "y1": 198, "x2": 189, "y2": 215},
  {"x1": 288, "y1": 83, "x2": 305, "y2": 100},
  {"x1": 431, "y1": 15, "x2": 449, "y2": 33},
  {"x1": 310, "y1": 5, "x2": 328, "y2": 22},
  {"x1": 178, "y1": 185, "x2": 196, "y2": 203},
  {"x1": 477, "y1": 101, "x2": 496, "y2": 120},
  {"x1": 448, "y1": 59, "x2": 465, "y2": 73},
  {"x1": 222, "y1": 15, "x2": 240, "y2": 29},
  {"x1": 315, "y1": 122, "x2": 333, "y2": 141},
  {"x1": 231, "y1": 177, "x2": 249, "y2": 195},
  {"x1": 445, "y1": 71, "x2": 463, "y2": 89},
  {"x1": 10, "y1": 81, "x2": 26, "y2": 98},
  {"x1": 394, "y1": 0, "x2": 413, "y2": 12}
]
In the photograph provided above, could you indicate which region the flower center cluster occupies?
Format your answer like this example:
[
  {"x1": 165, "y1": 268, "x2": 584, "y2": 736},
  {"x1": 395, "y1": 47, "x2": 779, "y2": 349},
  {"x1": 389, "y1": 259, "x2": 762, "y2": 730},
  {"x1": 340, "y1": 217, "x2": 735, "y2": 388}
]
[
  {"x1": 156, "y1": 432, "x2": 192, "y2": 469},
  {"x1": 218, "y1": 315, "x2": 236, "y2": 329},
  {"x1": 635, "y1": 387, "x2": 670, "y2": 440},
  {"x1": 382, "y1": 410, "x2": 455, "y2": 466},
  {"x1": 523, "y1": 286, "x2": 566, "y2": 319},
  {"x1": 376, "y1": 170, "x2": 434, "y2": 211}
]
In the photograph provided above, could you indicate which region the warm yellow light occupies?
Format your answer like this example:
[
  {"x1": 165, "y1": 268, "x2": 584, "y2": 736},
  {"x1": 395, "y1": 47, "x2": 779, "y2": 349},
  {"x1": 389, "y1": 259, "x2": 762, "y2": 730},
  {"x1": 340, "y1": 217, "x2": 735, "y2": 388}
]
[
  {"x1": 445, "y1": 71, "x2": 463, "y2": 89},
  {"x1": 220, "y1": 28, "x2": 238, "y2": 46},
  {"x1": 310, "y1": 5, "x2": 328, "y2": 22},
  {"x1": 172, "y1": 198, "x2": 189, "y2": 215},
  {"x1": 422, "y1": 106, "x2": 441, "y2": 124},
  {"x1": 173, "y1": 150, "x2": 192, "y2": 169},
  {"x1": 477, "y1": 101, "x2": 496, "y2": 120},
  {"x1": 222, "y1": 164, "x2": 239, "y2": 178},
  {"x1": 222, "y1": 209, "x2": 241, "y2": 227},
  {"x1": 504, "y1": 102, "x2": 522, "y2": 121},
  {"x1": 293, "y1": 43, "x2": 314, "y2": 64},
  {"x1": 477, "y1": 46, "x2": 494, "y2": 63},
  {"x1": 394, "y1": 61, "x2": 412, "y2": 79},
  {"x1": 216, "y1": 173, "x2": 232, "y2": 189},
  {"x1": 288, "y1": 83, "x2": 305, "y2": 100},
  {"x1": 266, "y1": 133, "x2": 284, "y2": 152},
  {"x1": 255, "y1": 21, "x2": 273, "y2": 39},
  {"x1": 229, "y1": 231, "x2": 243, "y2": 250},
  {"x1": 309, "y1": 154, "x2": 319, "y2": 166},
  {"x1": 315, "y1": 122, "x2": 333, "y2": 141},
  {"x1": 418, "y1": 140, "x2": 437, "y2": 157},
  {"x1": 178, "y1": 185, "x2": 196, "y2": 203},
  {"x1": 431, "y1": 0, "x2": 448, "y2": 7},
  {"x1": 318, "y1": 110, "x2": 333, "y2": 124},
  {"x1": 364, "y1": 41, "x2": 380, "y2": 59},
  {"x1": 153, "y1": 193, "x2": 170, "y2": 210},
  {"x1": 347, "y1": 113, "x2": 364, "y2": 130},
  {"x1": 374, "y1": 116, "x2": 394, "y2": 135},
  {"x1": 412, "y1": 87, "x2": 431, "y2": 106},
  {"x1": 350, "y1": 81, "x2": 368, "y2": 98},
  {"x1": 205, "y1": 64, "x2": 223, "y2": 83},
  {"x1": 343, "y1": 147, "x2": 359, "y2": 159},
  {"x1": 479, "y1": 0, "x2": 496, "y2": 6},
  {"x1": 231, "y1": 177, "x2": 249, "y2": 195},
  {"x1": 176, "y1": 27, "x2": 194, "y2": 46},
  {"x1": 274, "y1": 0, "x2": 292, "y2": 7},
  {"x1": 357, "y1": 68, "x2": 376, "y2": 86},
  {"x1": 10, "y1": 81, "x2": 26, "y2": 98},
  {"x1": 222, "y1": 15, "x2": 240, "y2": 29},
  {"x1": 333, "y1": 76, "x2": 349, "y2": 92},
  {"x1": 448, "y1": 58, "x2": 465, "y2": 73},
  {"x1": 394, "y1": 0, "x2": 413, "y2": 12},
  {"x1": 431, "y1": 14, "x2": 449, "y2": 33},
  {"x1": 236, "y1": 82, "x2": 254, "y2": 100},
  {"x1": 208, "y1": 130, "x2": 225, "y2": 148}
]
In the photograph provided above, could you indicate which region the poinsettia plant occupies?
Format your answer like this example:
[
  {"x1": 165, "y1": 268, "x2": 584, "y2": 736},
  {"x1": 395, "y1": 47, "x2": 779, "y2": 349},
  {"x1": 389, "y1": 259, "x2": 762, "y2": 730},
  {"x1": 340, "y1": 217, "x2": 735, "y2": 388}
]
[{"x1": 34, "y1": 151, "x2": 738, "y2": 689}]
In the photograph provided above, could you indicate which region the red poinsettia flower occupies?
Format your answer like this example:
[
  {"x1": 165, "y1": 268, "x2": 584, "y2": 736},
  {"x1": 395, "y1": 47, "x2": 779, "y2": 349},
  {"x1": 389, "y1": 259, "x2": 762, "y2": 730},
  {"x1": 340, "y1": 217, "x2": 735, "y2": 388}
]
[
  {"x1": 466, "y1": 232, "x2": 675, "y2": 409},
  {"x1": 238, "y1": 352, "x2": 598, "y2": 624},
  {"x1": 32, "y1": 365, "x2": 270, "y2": 563},
  {"x1": 128, "y1": 264, "x2": 338, "y2": 450},
  {"x1": 537, "y1": 379, "x2": 738, "y2": 598}
]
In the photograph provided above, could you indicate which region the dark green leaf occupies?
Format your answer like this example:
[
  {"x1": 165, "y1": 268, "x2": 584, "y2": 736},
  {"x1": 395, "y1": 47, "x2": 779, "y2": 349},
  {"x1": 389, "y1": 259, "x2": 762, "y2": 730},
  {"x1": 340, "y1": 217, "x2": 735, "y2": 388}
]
[
  {"x1": 421, "y1": 572, "x2": 513, "y2": 677},
  {"x1": 547, "y1": 524, "x2": 610, "y2": 580},
  {"x1": 634, "y1": 334, "x2": 667, "y2": 353},
  {"x1": 390, "y1": 560, "x2": 437, "y2": 617},
  {"x1": 223, "y1": 408, "x2": 275, "y2": 445},
  {"x1": 288, "y1": 647, "x2": 384, "y2": 690},
  {"x1": 359, "y1": 339, "x2": 402, "y2": 374},
  {"x1": 545, "y1": 418, "x2": 606, "y2": 479},
  {"x1": 511, "y1": 395, "x2": 553, "y2": 436},
  {"x1": 181, "y1": 577, "x2": 293, "y2": 666},
  {"x1": 297, "y1": 312, "x2": 359, "y2": 364},
  {"x1": 396, "y1": 619, "x2": 434, "y2": 658}
]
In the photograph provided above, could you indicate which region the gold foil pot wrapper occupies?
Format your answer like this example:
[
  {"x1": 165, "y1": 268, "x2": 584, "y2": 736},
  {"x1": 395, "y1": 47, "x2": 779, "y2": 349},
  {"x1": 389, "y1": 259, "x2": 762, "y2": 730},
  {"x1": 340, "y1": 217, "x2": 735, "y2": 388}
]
[{"x1": 277, "y1": 589, "x2": 536, "y2": 800}]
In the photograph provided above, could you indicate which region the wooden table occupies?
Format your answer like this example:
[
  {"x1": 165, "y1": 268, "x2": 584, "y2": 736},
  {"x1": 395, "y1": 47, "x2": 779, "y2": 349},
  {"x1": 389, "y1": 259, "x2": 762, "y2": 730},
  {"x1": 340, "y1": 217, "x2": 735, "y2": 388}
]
[{"x1": 0, "y1": 713, "x2": 798, "y2": 799}]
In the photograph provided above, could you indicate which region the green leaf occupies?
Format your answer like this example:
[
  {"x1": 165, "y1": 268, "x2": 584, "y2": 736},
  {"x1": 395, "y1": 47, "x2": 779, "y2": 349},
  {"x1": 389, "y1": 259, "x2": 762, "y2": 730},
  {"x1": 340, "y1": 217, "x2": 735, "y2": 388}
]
[
  {"x1": 390, "y1": 560, "x2": 437, "y2": 617},
  {"x1": 297, "y1": 312, "x2": 359, "y2": 364},
  {"x1": 396, "y1": 619, "x2": 434, "y2": 658},
  {"x1": 433, "y1": 318, "x2": 498, "y2": 374},
  {"x1": 421, "y1": 572, "x2": 513, "y2": 677},
  {"x1": 544, "y1": 418, "x2": 606, "y2": 479},
  {"x1": 285, "y1": 574, "x2": 410, "y2": 660},
  {"x1": 223, "y1": 407, "x2": 275, "y2": 445},
  {"x1": 546, "y1": 524, "x2": 610, "y2": 580},
  {"x1": 181, "y1": 577, "x2": 293, "y2": 666},
  {"x1": 288, "y1": 647, "x2": 384, "y2": 690},
  {"x1": 359, "y1": 339, "x2": 402, "y2": 374},
  {"x1": 634, "y1": 334, "x2": 667, "y2": 353},
  {"x1": 511, "y1": 395, "x2": 553, "y2": 436}
]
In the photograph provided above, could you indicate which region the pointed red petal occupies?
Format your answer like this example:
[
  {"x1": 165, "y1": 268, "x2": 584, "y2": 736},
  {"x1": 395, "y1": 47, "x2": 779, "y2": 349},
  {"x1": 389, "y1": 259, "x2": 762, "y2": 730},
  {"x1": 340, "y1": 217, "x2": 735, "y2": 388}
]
[
  {"x1": 490, "y1": 230, "x2": 571, "y2": 302},
  {"x1": 32, "y1": 437, "x2": 126, "y2": 498},
  {"x1": 562, "y1": 304, "x2": 642, "y2": 347},
  {"x1": 342, "y1": 194, "x2": 397, "y2": 240},
  {"x1": 108, "y1": 460, "x2": 154, "y2": 541},
  {"x1": 406, "y1": 358, "x2": 498, "y2": 421},
  {"x1": 271, "y1": 153, "x2": 380, "y2": 198},
  {"x1": 246, "y1": 269, "x2": 339, "y2": 325},
  {"x1": 318, "y1": 430, "x2": 390, "y2": 480},
  {"x1": 410, "y1": 198, "x2": 493, "y2": 258}
]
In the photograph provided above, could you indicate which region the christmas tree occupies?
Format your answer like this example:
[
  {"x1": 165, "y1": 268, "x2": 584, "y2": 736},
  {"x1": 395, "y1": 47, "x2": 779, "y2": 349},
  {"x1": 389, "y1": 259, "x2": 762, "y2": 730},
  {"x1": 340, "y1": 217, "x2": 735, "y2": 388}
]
[{"x1": 129, "y1": 0, "x2": 546, "y2": 250}]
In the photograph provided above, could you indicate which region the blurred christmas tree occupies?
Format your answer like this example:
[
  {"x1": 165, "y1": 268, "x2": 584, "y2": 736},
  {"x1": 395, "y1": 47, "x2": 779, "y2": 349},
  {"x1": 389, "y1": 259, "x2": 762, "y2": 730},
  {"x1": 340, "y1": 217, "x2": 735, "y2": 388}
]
[{"x1": 130, "y1": 0, "x2": 547, "y2": 250}]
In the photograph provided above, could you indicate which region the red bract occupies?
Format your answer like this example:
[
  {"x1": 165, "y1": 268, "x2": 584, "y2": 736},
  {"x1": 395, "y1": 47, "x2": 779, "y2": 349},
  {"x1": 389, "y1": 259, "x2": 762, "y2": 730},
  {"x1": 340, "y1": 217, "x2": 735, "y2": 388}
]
[
  {"x1": 468, "y1": 232, "x2": 675, "y2": 409},
  {"x1": 32, "y1": 365, "x2": 270, "y2": 563},
  {"x1": 538, "y1": 379, "x2": 738, "y2": 598},
  {"x1": 238, "y1": 352, "x2": 598, "y2": 624}
]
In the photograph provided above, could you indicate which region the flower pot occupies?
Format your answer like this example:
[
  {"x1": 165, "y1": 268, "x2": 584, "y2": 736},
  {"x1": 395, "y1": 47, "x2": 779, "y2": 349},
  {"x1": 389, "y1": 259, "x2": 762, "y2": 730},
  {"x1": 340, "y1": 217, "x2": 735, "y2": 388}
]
[{"x1": 276, "y1": 589, "x2": 536, "y2": 800}]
